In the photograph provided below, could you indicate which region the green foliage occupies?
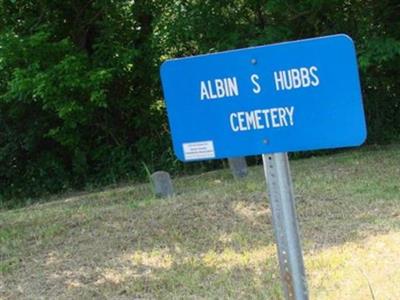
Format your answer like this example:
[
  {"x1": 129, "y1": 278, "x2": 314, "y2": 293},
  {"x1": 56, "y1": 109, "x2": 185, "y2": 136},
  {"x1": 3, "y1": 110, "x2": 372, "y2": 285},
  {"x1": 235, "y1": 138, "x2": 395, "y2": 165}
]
[{"x1": 0, "y1": 0, "x2": 399, "y2": 206}]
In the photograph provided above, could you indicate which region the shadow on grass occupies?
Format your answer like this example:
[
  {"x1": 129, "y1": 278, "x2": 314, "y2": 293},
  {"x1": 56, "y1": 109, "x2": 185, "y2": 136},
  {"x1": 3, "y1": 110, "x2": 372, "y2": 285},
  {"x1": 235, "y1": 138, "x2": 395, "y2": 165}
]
[{"x1": 1, "y1": 145, "x2": 400, "y2": 299}]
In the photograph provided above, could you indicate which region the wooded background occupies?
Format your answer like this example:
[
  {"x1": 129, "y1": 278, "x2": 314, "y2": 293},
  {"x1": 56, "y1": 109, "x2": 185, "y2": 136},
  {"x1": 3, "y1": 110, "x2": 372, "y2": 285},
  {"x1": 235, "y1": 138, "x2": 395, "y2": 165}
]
[{"x1": 0, "y1": 0, "x2": 399, "y2": 206}]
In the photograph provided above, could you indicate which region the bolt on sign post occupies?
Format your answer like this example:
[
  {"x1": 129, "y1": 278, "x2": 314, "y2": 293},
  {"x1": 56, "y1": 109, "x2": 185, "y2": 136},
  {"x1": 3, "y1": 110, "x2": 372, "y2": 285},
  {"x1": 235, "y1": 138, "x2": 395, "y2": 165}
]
[{"x1": 160, "y1": 34, "x2": 367, "y2": 300}]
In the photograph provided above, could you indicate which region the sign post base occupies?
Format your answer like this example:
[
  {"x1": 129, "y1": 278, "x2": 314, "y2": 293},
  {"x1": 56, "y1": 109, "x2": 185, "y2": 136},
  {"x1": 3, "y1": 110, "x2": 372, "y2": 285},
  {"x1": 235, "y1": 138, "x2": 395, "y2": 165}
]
[{"x1": 262, "y1": 153, "x2": 308, "y2": 300}]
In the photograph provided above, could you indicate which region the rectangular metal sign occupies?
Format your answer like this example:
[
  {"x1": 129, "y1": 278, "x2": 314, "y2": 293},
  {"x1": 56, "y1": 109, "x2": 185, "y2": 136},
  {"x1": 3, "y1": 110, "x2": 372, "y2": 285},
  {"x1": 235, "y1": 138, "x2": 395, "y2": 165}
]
[{"x1": 160, "y1": 34, "x2": 367, "y2": 161}]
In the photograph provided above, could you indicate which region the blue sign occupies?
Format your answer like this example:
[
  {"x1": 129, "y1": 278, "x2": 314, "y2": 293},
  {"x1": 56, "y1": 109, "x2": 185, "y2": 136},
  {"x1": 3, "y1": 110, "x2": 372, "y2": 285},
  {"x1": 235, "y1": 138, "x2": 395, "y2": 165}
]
[{"x1": 160, "y1": 34, "x2": 367, "y2": 161}]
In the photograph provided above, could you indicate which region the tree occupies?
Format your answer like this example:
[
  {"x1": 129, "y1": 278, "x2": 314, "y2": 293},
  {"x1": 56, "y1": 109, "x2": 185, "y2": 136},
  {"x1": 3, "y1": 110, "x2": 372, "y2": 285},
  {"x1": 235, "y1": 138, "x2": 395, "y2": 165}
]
[{"x1": 0, "y1": 0, "x2": 399, "y2": 206}]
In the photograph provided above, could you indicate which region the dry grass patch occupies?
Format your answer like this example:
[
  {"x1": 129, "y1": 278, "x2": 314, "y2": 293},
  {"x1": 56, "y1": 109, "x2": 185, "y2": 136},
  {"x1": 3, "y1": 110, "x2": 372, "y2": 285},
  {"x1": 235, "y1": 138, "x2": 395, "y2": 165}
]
[
  {"x1": 1, "y1": 145, "x2": 400, "y2": 299},
  {"x1": 308, "y1": 231, "x2": 400, "y2": 300}
]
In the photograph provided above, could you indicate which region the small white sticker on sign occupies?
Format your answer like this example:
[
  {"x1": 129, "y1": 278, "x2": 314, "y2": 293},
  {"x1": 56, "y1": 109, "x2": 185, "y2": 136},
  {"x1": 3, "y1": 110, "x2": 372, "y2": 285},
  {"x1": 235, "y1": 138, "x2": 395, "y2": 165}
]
[{"x1": 183, "y1": 141, "x2": 215, "y2": 160}]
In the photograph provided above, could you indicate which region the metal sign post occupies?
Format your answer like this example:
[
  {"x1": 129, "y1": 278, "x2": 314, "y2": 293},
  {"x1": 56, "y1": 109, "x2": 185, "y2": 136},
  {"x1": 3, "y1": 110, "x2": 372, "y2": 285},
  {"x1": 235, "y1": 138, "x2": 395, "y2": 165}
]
[
  {"x1": 160, "y1": 34, "x2": 367, "y2": 299},
  {"x1": 263, "y1": 153, "x2": 308, "y2": 300}
]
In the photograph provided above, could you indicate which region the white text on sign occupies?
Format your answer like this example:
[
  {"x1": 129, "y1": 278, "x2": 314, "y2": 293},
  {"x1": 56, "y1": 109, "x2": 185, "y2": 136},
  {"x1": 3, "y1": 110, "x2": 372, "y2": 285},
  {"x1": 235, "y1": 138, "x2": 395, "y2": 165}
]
[
  {"x1": 230, "y1": 106, "x2": 295, "y2": 132},
  {"x1": 200, "y1": 77, "x2": 239, "y2": 100},
  {"x1": 274, "y1": 66, "x2": 319, "y2": 91},
  {"x1": 200, "y1": 66, "x2": 319, "y2": 100}
]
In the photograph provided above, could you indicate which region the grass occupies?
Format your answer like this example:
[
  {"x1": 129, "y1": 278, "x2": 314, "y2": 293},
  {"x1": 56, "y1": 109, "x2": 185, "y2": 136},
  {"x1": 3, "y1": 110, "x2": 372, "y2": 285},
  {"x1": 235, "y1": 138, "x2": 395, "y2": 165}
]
[{"x1": 1, "y1": 145, "x2": 400, "y2": 299}]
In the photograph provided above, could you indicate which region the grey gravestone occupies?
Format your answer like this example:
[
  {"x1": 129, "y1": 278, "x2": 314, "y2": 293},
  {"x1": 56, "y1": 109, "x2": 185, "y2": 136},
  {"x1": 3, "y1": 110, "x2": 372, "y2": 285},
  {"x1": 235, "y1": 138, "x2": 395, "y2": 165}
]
[
  {"x1": 228, "y1": 157, "x2": 248, "y2": 179},
  {"x1": 151, "y1": 171, "x2": 174, "y2": 198}
]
